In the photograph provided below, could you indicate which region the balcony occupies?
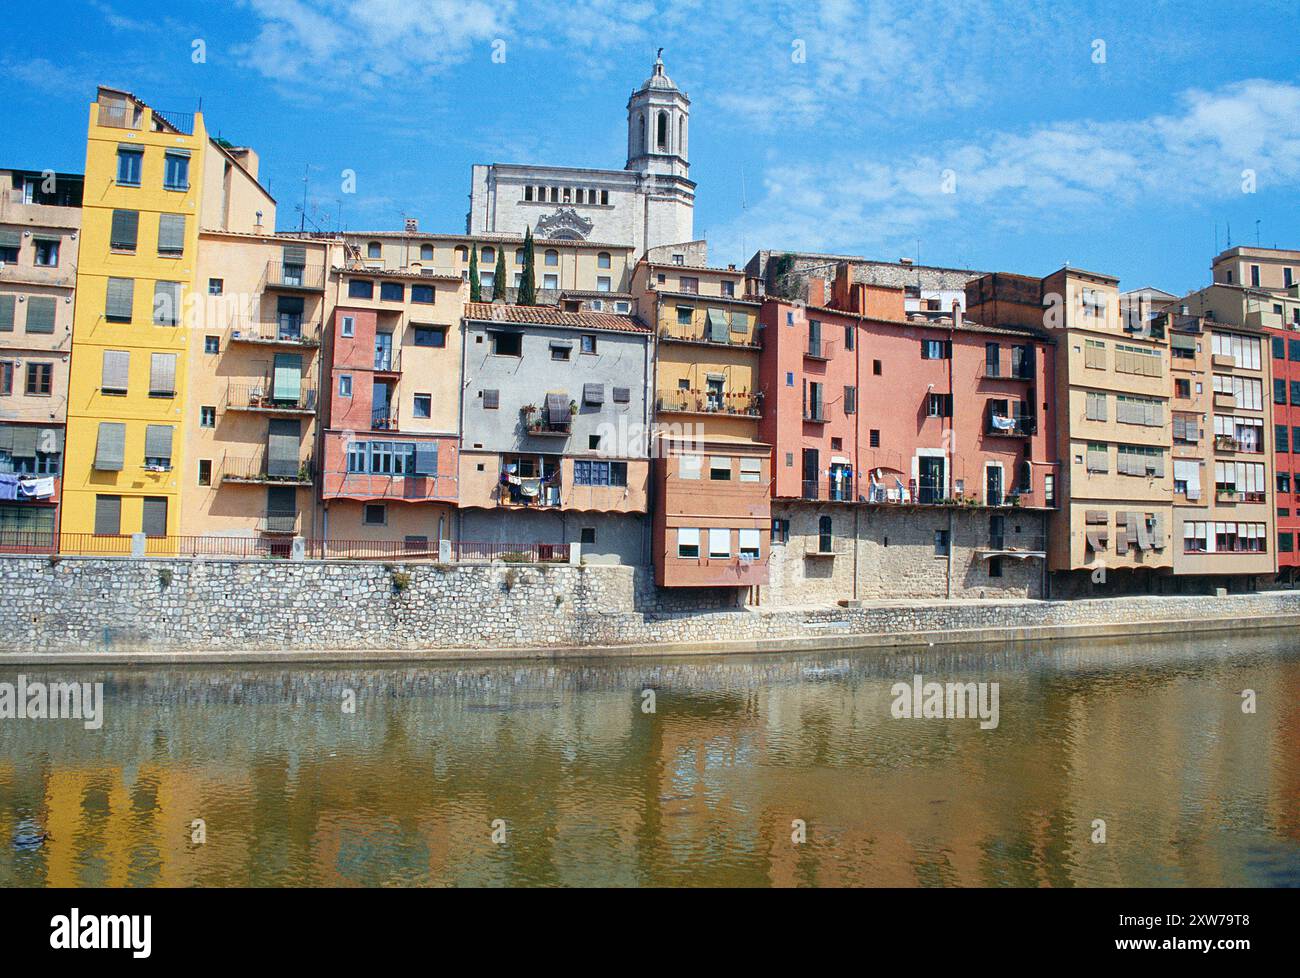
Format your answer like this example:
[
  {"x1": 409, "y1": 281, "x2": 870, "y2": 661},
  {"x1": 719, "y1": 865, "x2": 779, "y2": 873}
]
[
  {"x1": 1215, "y1": 488, "x2": 1267, "y2": 504},
  {"x1": 976, "y1": 535, "x2": 1047, "y2": 558},
  {"x1": 657, "y1": 325, "x2": 760, "y2": 349},
  {"x1": 979, "y1": 359, "x2": 1034, "y2": 381},
  {"x1": 1212, "y1": 353, "x2": 1237, "y2": 369},
  {"x1": 985, "y1": 413, "x2": 1037, "y2": 437},
  {"x1": 372, "y1": 347, "x2": 401, "y2": 374},
  {"x1": 263, "y1": 260, "x2": 326, "y2": 292},
  {"x1": 225, "y1": 382, "x2": 318, "y2": 415},
  {"x1": 220, "y1": 453, "x2": 313, "y2": 486},
  {"x1": 804, "y1": 338, "x2": 836, "y2": 361},
  {"x1": 1213, "y1": 392, "x2": 1236, "y2": 410},
  {"x1": 369, "y1": 415, "x2": 400, "y2": 432},
  {"x1": 96, "y1": 100, "x2": 142, "y2": 130},
  {"x1": 228, "y1": 319, "x2": 322, "y2": 348},
  {"x1": 656, "y1": 394, "x2": 763, "y2": 420},
  {"x1": 802, "y1": 407, "x2": 830, "y2": 424},
  {"x1": 259, "y1": 510, "x2": 302, "y2": 535},
  {"x1": 801, "y1": 477, "x2": 858, "y2": 502}
]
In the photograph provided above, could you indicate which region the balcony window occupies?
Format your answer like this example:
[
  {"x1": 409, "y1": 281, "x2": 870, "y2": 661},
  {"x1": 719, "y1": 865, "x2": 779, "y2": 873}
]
[
  {"x1": 348, "y1": 279, "x2": 373, "y2": 299},
  {"x1": 34, "y1": 239, "x2": 58, "y2": 266},
  {"x1": 162, "y1": 151, "x2": 190, "y2": 191},
  {"x1": 380, "y1": 281, "x2": 404, "y2": 302},
  {"x1": 491, "y1": 331, "x2": 522, "y2": 357},
  {"x1": 116, "y1": 146, "x2": 142, "y2": 186},
  {"x1": 413, "y1": 393, "x2": 431, "y2": 418},
  {"x1": 411, "y1": 284, "x2": 435, "y2": 304},
  {"x1": 413, "y1": 326, "x2": 446, "y2": 347}
]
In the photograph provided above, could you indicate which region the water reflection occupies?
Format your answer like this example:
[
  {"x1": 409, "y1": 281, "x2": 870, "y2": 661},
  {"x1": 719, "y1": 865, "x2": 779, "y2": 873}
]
[{"x1": 1, "y1": 631, "x2": 1297, "y2": 887}]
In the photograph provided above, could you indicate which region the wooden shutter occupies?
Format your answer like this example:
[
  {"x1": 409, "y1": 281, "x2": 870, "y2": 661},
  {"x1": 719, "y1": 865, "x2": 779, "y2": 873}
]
[
  {"x1": 106, "y1": 278, "x2": 134, "y2": 320},
  {"x1": 266, "y1": 419, "x2": 300, "y2": 478},
  {"x1": 141, "y1": 497, "x2": 168, "y2": 537},
  {"x1": 95, "y1": 422, "x2": 126, "y2": 470},
  {"x1": 24, "y1": 296, "x2": 55, "y2": 333},
  {"x1": 101, "y1": 350, "x2": 130, "y2": 393},
  {"x1": 94, "y1": 495, "x2": 122, "y2": 536},
  {"x1": 144, "y1": 424, "x2": 173, "y2": 463},
  {"x1": 157, "y1": 213, "x2": 186, "y2": 254}
]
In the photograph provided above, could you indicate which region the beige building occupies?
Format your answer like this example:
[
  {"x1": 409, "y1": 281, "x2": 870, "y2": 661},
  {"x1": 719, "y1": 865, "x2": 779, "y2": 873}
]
[
  {"x1": 968, "y1": 267, "x2": 1173, "y2": 590},
  {"x1": 1165, "y1": 309, "x2": 1275, "y2": 580},
  {"x1": 0, "y1": 168, "x2": 82, "y2": 540},
  {"x1": 1211, "y1": 246, "x2": 1300, "y2": 294}
]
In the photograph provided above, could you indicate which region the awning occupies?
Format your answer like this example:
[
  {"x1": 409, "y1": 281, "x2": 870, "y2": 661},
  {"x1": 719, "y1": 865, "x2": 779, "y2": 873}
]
[
  {"x1": 546, "y1": 392, "x2": 569, "y2": 424},
  {"x1": 583, "y1": 383, "x2": 604, "y2": 405},
  {"x1": 0, "y1": 230, "x2": 20, "y2": 249},
  {"x1": 1171, "y1": 333, "x2": 1196, "y2": 351}
]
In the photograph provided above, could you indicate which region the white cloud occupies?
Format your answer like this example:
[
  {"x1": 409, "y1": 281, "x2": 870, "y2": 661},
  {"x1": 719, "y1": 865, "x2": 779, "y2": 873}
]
[{"x1": 709, "y1": 79, "x2": 1300, "y2": 263}]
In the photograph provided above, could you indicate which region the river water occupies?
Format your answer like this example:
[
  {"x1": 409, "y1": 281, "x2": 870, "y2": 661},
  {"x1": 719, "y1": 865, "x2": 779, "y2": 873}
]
[{"x1": 1, "y1": 631, "x2": 1297, "y2": 887}]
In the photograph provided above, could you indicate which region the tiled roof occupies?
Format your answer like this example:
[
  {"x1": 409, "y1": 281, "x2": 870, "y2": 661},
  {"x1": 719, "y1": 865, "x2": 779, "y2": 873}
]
[{"x1": 463, "y1": 302, "x2": 650, "y2": 333}]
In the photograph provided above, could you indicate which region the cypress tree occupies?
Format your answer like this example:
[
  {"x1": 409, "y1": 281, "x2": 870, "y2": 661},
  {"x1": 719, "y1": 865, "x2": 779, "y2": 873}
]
[
  {"x1": 518, "y1": 226, "x2": 537, "y2": 305},
  {"x1": 468, "y1": 243, "x2": 481, "y2": 302},
  {"x1": 492, "y1": 246, "x2": 507, "y2": 301}
]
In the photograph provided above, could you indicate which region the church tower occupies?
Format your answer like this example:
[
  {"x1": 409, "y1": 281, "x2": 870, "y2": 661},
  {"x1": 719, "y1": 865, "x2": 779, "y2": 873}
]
[{"x1": 626, "y1": 51, "x2": 690, "y2": 180}]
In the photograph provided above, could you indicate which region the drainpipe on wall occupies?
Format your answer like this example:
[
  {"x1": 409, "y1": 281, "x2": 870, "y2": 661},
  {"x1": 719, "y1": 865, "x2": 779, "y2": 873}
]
[{"x1": 947, "y1": 300, "x2": 957, "y2": 599}]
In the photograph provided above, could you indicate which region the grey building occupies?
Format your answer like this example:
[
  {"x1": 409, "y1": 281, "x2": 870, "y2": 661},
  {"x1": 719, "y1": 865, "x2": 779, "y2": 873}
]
[{"x1": 456, "y1": 302, "x2": 653, "y2": 565}]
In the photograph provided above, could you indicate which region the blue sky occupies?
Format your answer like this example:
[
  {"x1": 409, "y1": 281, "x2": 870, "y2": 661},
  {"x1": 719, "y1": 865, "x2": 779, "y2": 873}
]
[{"x1": 2, "y1": 0, "x2": 1298, "y2": 294}]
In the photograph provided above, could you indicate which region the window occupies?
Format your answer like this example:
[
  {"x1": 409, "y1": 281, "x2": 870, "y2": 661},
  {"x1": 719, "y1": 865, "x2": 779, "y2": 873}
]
[
  {"x1": 678, "y1": 455, "x2": 702, "y2": 480},
  {"x1": 1278, "y1": 473, "x2": 1292, "y2": 494},
  {"x1": 677, "y1": 528, "x2": 700, "y2": 559},
  {"x1": 153, "y1": 281, "x2": 181, "y2": 326},
  {"x1": 544, "y1": 249, "x2": 558, "y2": 266},
  {"x1": 110, "y1": 209, "x2": 139, "y2": 252},
  {"x1": 708, "y1": 527, "x2": 731, "y2": 559},
  {"x1": 580, "y1": 526, "x2": 596, "y2": 545},
  {"x1": 844, "y1": 324, "x2": 855, "y2": 351},
  {"x1": 739, "y1": 529, "x2": 761, "y2": 560},
  {"x1": 341, "y1": 315, "x2": 355, "y2": 337},
  {"x1": 597, "y1": 252, "x2": 611, "y2": 269},
  {"x1": 203, "y1": 335, "x2": 220, "y2": 355},
  {"x1": 364, "y1": 504, "x2": 386, "y2": 526},
  {"x1": 367, "y1": 241, "x2": 382, "y2": 259},
  {"x1": 1250, "y1": 265, "x2": 1260, "y2": 287},
  {"x1": 927, "y1": 393, "x2": 952, "y2": 418},
  {"x1": 0, "y1": 361, "x2": 11, "y2": 395},
  {"x1": 676, "y1": 305, "x2": 693, "y2": 326},
  {"x1": 573, "y1": 460, "x2": 628, "y2": 486},
  {"x1": 116, "y1": 146, "x2": 142, "y2": 186},
  {"x1": 770, "y1": 518, "x2": 790, "y2": 544},
  {"x1": 491, "y1": 331, "x2": 522, "y2": 357},
  {"x1": 413, "y1": 393, "x2": 431, "y2": 418},
  {"x1": 870, "y1": 429, "x2": 880, "y2": 448},
  {"x1": 709, "y1": 456, "x2": 732, "y2": 481},
  {"x1": 157, "y1": 213, "x2": 185, "y2": 256},
  {"x1": 420, "y1": 244, "x2": 434, "y2": 260},
  {"x1": 680, "y1": 276, "x2": 699, "y2": 294},
  {"x1": 921, "y1": 338, "x2": 951, "y2": 359},
  {"x1": 411, "y1": 284, "x2": 435, "y2": 304},
  {"x1": 198, "y1": 459, "x2": 212, "y2": 486},
  {"x1": 380, "y1": 281, "x2": 404, "y2": 302},
  {"x1": 844, "y1": 385, "x2": 857, "y2": 415},
  {"x1": 1290, "y1": 338, "x2": 1300, "y2": 362},
  {"x1": 163, "y1": 151, "x2": 189, "y2": 190},
  {"x1": 24, "y1": 297, "x2": 55, "y2": 333},
  {"x1": 148, "y1": 353, "x2": 176, "y2": 397},
  {"x1": 739, "y1": 458, "x2": 762, "y2": 483},
  {"x1": 34, "y1": 239, "x2": 58, "y2": 266},
  {"x1": 988, "y1": 556, "x2": 1003, "y2": 578},
  {"x1": 338, "y1": 375, "x2": 352, "y2": 397},
  {"x1": 413, "y1": 326, "x2": 446, "y2": 347},
  {"x1": 1281, "y1": 533, "x2": 1295, "y2": 553},
  {"x1": 934, "y1": 529, "x2": 951, "y2": 556},
  {"x1": 524, "y1": 186, "x2": 534, "y2": 201},
  {"x1": 481, "y1": 389, "x2": 499, "y2": 409},
  {"x1": 597, "y1": 276, "x2": 611, "y2": 292},
  {"x1": 25, "y1": 362, "x2": 51, "y2": 396},
  {"x1": 543, "y1": 274, "x2": 558, "y2": 289},
  {"x1": 581, "y1": 334, "x2": 597, "y2": 354},
  {"x1": 100, "y1": 350, "x2": 129, "y2": 395},
  {"x1": 721, "y1": 281, "x2": 735, "y2": 297},
  {"x1": 200, "y1": 406, "x2": 215, "y2": 428},
  {"x1": 348, "y1": 279, "x2": 374, "y2": 299},
  {"x1": 551, "y1": 344, "x2": 571, "y2": 361},
  {"x1": 1277, "y1": 425, "x2": 1290, "y2": 453},
  {"x1": 1173, "y1": 378, "x2": 1190, "y2": 399},
  {"x1": 818, "y1": 516, "x2": 833, "y2": 553},
  {"x1": 872, "y1": 359, "x2": 882, "y2": 376},
  {"x1": 94, "y1": 495, "x2": 122, "y2": 536}
]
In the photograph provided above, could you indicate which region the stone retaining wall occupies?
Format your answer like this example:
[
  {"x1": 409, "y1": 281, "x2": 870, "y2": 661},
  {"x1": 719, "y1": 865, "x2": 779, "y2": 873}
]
[{"x1": 3, "y1": 554, "x2": 1300, "y2": 657}]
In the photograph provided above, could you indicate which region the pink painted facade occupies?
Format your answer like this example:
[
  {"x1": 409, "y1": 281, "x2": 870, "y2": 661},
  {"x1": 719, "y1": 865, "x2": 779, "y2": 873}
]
[{"x1": 758, "y1": 280, "x2": 1057, "y2": 512}]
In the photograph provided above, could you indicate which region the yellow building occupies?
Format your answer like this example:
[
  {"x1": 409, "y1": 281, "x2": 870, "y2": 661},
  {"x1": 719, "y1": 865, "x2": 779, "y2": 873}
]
[{"x1": 63, "y1": 87, "x2": 275, "y2": 550}]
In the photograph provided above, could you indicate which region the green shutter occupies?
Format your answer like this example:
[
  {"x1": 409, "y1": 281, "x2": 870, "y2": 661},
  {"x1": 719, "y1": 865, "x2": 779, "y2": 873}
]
[
  {"x1": 94, "y1": 422, "x2": 126, "y2": 471},
  {"x1": 110, "y1": 209, "x2": 139, "y2": 250},
  {"x1": 0, "y1": 294, "x2": 14, "y2": 331},
  {"x1": 0, "y1": 230, "x2": 21, "y2": 249},
  {"x1": 266, "y1": 419, "x2": 301, "y2": 478},
  {"x1": 272, "y1": 353, "x2": 302, "y2": 402},
  {"x1": 10, "y1": 426, "x2": 38, "y2": 457},
  {"x1": 24, "y1": 296, "x2": 56, "y2": 333},
  {"x1": 706, "y1": 308, "x2": 728, "y2": 341},
  {"x1": 157, "y1": 213, "x2": 186, "y2": 255},
  {"x1": 106, "y1": 278, "x2": 134, "y2": 321}
]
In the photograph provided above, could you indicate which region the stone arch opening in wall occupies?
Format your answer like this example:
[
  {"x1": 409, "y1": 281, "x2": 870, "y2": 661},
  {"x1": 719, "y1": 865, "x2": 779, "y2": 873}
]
[
  {"x1": 678, "y1": 116, "x2": 684, "y2": 156},
  {"x1": 657, "y1": 111, "x2": 668, "y2": 151},
  {"x1": 638, "y1": 113, "x2": 646, "y2": 154}
]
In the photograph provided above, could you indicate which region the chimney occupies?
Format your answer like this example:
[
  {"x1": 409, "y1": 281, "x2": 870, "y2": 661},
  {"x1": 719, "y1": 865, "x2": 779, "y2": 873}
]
[
  {"x1": 806, "y1": 277, "x2": 826, "y2": 307},
  {"x1": 227, "y1": 147, "x2": 259, "y2": 179},
  {"x1": 952, "y1": 299, "x2": 961, "y2": 323},
  {"x1": 405, "y1": 218, "x2": 419, "y2": 233}
]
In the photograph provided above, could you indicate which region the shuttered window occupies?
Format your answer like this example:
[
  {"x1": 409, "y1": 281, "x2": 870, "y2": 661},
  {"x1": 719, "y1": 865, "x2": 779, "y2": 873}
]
[
  {"x1": 101, "y1": 350, "x2": 130, "y2": 394},
  {"x1": 583, "y1": 383, "x2": 605, "y2": 405},
  {"x1": 94, "y1": 422, "x2": 126, "y2": 470},
  {"x1": 266, "y1": 419, "x2": 300, "y2": 478},
  {"x1": 282, "y1": 244, "x2": 307, "y2": 265},
  {"x1": 106, "y1": 278, "x2": 134, "y2": 321},
  {"x1": 157, "y1": 213, "x2": 186, "y2": 256},
  {"x1": 144, "y1": 424, "x2": 174, "y2": 467},
  {"x1": 149, "y1": 352, "x2": 177, "y2": 396},
  {"x1": 612, "y1": 386, "x2": 630, "y2": 404},
  {"x1": 141, "y1": 497, "x2": 168, "y2": 537},
  {"x1": 153, "y1": 281, "x2": 181, "y2": 326},
  {"x1": 706, "y1": 308, "x2": 729, "y2": 341},
  {"x1": 414, "y1": 442, "x2": 439, "y2": 476},
  {"x1": 0, "y1": 294, "x2": 14, "y2": 331},
  {"x1": 24, "y1": 296, "x2": 56, "y2": 333},
  {"x1": 272, "y1": 353, "x2": 302, "y2": 402},
  {"x1": 483, "y1": 389, "x2": 500, "y2": 410},
  {"x1": 110, "y1": 209, "x2": 139, "y2": 251},
  {"x1": 1085, "y1": 391, "x2": 1107, "y2": 421},
  {"x1": 94, "y1": 495, "x2": 122, "y2": 536}
]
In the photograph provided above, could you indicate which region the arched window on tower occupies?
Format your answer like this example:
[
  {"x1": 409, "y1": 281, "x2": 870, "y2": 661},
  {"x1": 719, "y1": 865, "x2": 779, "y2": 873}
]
[
  {"x1": 678, "y1": 116, "x2": 684, "y2": 155},
  {"x1": 638, "y1": 114, "x2": 646, "y2": 154},
  {"x1": 656, "y1": 111, "x2": 669, "y2": 151}
]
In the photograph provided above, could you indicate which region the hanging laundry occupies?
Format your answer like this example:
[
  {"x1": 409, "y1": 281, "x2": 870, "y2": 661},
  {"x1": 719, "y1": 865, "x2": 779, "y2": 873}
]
[
  {"x1": 0, "y1": 474, "x2": 19, "y2": 502},
  {"x1": 18, "y1": 477, "x2": 55, "y2": 499}
]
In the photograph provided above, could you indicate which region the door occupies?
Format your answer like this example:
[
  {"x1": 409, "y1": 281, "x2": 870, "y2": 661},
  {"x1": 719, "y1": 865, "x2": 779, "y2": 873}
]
[
  {"x1": 272, "y1": 353, "x2": 302, "y2": 404},
  {"x1": 918, "y1": 456, "x2": 944, "y2": 504},
  {"x1": 277, "y1": 296, "x2": 304, "y2": 339},
  {"x1": 374, "y1": 331, "x2": 393, "y2": 370},
  {"x1": 267, "y1": 418, "x2": 301, "y2": 479},
  {"x1": 989, "y1": 514, "x2": 1005, "y2": 551},
  {"x1": 141, "y1": 496, "x2": 168, "y2": 538},
  {"x1": 265, "y1": 485, "x2": 297, "y2": 534},
  {"x1": 802, "y1": 448, "x2": 819, "y2": 499},
  {"x1": 986, "y1": 465, "x2": 1003, "y2": 507}
]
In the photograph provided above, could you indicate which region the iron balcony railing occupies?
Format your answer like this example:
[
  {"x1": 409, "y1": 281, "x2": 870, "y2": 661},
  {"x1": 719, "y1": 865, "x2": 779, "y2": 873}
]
[
  {"x1": 260, "y1": 511, "x2": 301, "y2": 535},
  {"x1": 656, "y1": 394, "x2": 762, "y2": 418},
  {"x1": 372, "y1": 346, "x2": 402, "y2": 372},
  {"x1": 263, "y1": 261, "x2": 326, "y2": 291},
  {"x1": 985, "y1": 412, "x2": 1037, "y2": 437},
  {"x1": 979, "y1": 358, "x2": 1034, "y2": 380},
  {"x1": 220, "y1": 453, "x2": 313, "y2": 485},
  {"x1": 228, "y1": 319, "x2": 322, "y2": 347},
  {"x1": 225, "y1": 382, "x2": 318, "y2": 414},
  {"x1": 96, "y1": 101, "x2": 142, "y2": 130},
  {"x1": 805, "y1": 338, "x2": 836, "y2": 361},
  {"x1": 152, "y1": 108, "x2": 195, "y2": 135},
  {"x1": 657, "y1": 325, "x2": 760, "y2": 348}
]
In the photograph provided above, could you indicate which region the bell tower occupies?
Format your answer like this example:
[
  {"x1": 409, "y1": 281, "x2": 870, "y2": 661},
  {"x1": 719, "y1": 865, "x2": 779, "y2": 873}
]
[{"x1": 626, "y1": 50, "x2": 690, "y2": 179}]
